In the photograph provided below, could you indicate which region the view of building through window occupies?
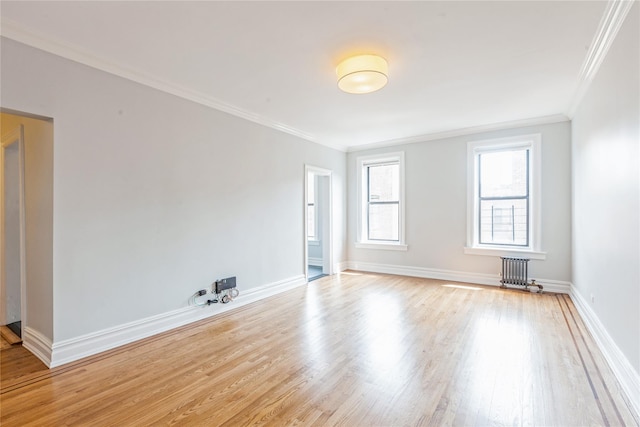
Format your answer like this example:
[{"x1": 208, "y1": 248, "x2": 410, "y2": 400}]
[
  {"x1": 478, "y1": 148, "x2": 529, "y2": 246},
  {"x1": 307, "y1": 174, "x2": 316, "y2": 240},
  {"x1": 367, "y1": 163, "x2": 400, "y2": 241}
]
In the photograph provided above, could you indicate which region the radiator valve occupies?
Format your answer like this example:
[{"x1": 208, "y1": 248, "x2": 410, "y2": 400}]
[{"x1": 530, "y1": 279, "x2": 543, "y2": 293}]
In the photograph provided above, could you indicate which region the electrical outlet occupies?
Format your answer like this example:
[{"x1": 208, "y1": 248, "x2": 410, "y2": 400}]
[{"x1": 590, "y1": 293, "x2": 595, "y2": 303}]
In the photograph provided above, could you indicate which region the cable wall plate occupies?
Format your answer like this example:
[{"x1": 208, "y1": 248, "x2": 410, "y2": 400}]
[{"x1": 215, "y1": 276, "x2": 237, "y2": 294}]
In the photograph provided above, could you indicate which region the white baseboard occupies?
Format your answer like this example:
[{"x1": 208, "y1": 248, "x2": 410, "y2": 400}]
[
  {"x1": 571, "y1": 286, "x2": 640, "y2": 420},
  {"x1": 23, "y1": 326, "x2": 53, "y2": 367},
  {"x1": 334, "y1": 261, "x2": 349, "y2": 272},
  {"x1": 346, "y1": 260, "x2": 571, "y2": 294},
  {"x1": 48, "y1": 274, "x2": 307, "y2": 368},
  {"x1": 348, "y1": 260, "x2": 497, "y2": 285},
  {"x1": 308, "y1": 257, "x2": 322, "y2": 267},
  {"x1": 530, "y1": 278, "x2": 572, "y2": 294},
  {"x1": 236, "y1": 274, "x2": 307, "y2": 306}
]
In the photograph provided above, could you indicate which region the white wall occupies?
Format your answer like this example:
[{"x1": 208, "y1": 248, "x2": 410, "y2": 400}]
[
  {"x1": 1, "y1": 113, "x2": 54, "y2": 340},
  {"x1": 1, "y1": 38, "x2": 346, "y2": 344},
  {"x1": 571, "y1": 3, "x2": 639, "y2": 377},
  {"x1": 348, "y1": 121, "x2": 572, "y2": 285}
]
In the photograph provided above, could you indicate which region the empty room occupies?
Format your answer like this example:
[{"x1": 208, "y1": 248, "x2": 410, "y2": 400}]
[{"x1": 1, "y1": 1, "x2": 638, "y2": 426}]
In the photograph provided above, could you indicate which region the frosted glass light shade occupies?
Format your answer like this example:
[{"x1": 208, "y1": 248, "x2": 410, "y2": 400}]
[{"x1": 336, "y1": 54, "x2": 388, "y2": 94}]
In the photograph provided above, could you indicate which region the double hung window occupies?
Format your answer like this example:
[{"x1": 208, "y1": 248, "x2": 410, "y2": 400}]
[
  {"x1": 356, "y1": 153, "x2": 406, "y2": 250},
  {"x1": 478, "y1": 148, "x2": 529, "y2": 246},
  {"x1": 466, "y1": 134, "x2": 544, "y2": 258}
]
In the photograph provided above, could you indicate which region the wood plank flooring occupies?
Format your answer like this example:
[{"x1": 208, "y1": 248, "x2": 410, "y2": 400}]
[
  {"x1": 1, "y1": 271, "x2": 637, "y2": 426},
  {"x1": 0, "y1": 326, "x2": 22, "y2": 345},
  {"x1": 0, "y1": 335, "x2": 12, "y2": 350}
]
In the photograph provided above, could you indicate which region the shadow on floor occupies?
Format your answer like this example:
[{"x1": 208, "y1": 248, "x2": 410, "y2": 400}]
[{"x1": 308, "y1": 265, "x2": 327, "y2": 281}]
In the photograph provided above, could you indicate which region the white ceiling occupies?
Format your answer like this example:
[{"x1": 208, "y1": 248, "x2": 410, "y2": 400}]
[{"x1": 1, "y1": 1, "x2": 607, "y2": 151}]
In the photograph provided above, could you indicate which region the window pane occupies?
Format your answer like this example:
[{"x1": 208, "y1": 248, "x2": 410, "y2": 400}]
[
  {"x1": 368, "y1": 164, "x2": 399, "y2": 202},
  {"x1": 480, "y1": 149, "x2": 528, "y2": 198},
  {"x1": 369, "y1": 203, "x2": 399, "y2": 241},
  {"x1": 307, "y1": 174, "x2": 315, "y2": 203},
  {"x1": 307, "y1": 204, "x2": 315, "y2": 238},
  {"x1": 479, "y1": 199, "x2": 528, "y2": 246}
]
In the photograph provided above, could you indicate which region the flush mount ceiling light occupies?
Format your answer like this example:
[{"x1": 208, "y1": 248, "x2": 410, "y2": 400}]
[{"x1": 336, "y1": 54, "x2": 388, "y2": 94}]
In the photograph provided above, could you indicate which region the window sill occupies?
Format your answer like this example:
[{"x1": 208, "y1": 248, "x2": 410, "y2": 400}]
[
  {"x1": 308, "y1": 240, "x2": 320, "y2": 246},
  {"x1": 356, "y1": 242, "x2": 408, "y2": 251},
  {"x1": 464, "y1": 246, "x2": 546, "y2": 260}
]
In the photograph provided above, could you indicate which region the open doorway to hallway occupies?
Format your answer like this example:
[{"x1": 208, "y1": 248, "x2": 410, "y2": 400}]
[
  {"x1": 1, "y1": 124, "x2": 25, "y2": 344},
  {"x1": 305, "y1": 166, "x2": 332, "y2": 282},
  {"x1": 0, "y1": 111, "x2": 54, "y2": 353}
]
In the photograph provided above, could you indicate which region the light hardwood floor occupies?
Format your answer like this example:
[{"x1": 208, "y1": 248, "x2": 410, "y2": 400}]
[{"x1": 1, "y1": 272, "x2": 637, "y2": 426}]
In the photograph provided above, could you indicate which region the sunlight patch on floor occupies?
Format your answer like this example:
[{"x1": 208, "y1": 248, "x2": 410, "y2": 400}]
[{"x1": 442, "y1": 284, "x2": 484, "y2": 291}]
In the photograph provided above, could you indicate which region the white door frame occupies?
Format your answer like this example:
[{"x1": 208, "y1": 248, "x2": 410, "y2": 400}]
[
  {"x1": 1, "y1": 125, "x2": 27, "y2": 334},
  {"x1": 304, "y1": 165, "x2": 333, "y2": 281}
]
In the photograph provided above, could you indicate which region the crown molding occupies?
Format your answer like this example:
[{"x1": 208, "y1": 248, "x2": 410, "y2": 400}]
[
  {"x1": 566, "y1": 0, "x2": 636, "y2": 118},
  {"x1": 3, "y1": 4, "x2": 616, "y2": 155},
  {"x1": 0, "y1": 18, "x2": 352, "y2": 152},
  {"x1": 346, "y1": 114, "x2": 569, "y2": 153}
]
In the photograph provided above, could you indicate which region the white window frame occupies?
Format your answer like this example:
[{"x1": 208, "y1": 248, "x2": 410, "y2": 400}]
[
  {"x1": 356, "y1": 152, "x2": 407, "y2": 251},
  {"x1": 465, "y1": 134, "x2": 546, "y2": 260}
]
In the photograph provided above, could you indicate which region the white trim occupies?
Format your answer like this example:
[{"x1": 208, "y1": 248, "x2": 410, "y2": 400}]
[
  {"x1": 463, "y1": 246, "x2": 546, "y2": 260},
  {"x1": 356, "y1": 152, "x2": 406, "y2": 247},
  {"x1": 347, "y1": 115, "x2": 568, "y2": 153},
  {"x1": 308, "y1": 257, "x2": 323, "y2": 267},
  {"x1": 0, "y1": 19, "x2": 348, "y2": 153},
  {"x1": 48, "y1": 274, "x2": 306, "y2": 368},
  {"x1": 23, "y1": 326, "x2": 53, "y2": 367},
  {"x1": 349, "y1": 260, "x2": 497, "y2": 285},
  {"x1": 346, "y1": 260, "x2": 571, "y2": 293},
  {"x1": 570, "y1": 286, "x2": 640, "y2": 420},
  {"x1": 466, "y1": 134, "x2": 542, "y2": 254},
  {"x1": 0, "y1": 19, "x2": 575, "y2": 154},
  {"x1": 235, "y1": 274, "x2": 307, "y2": 305},
  {"x1": 334, "y1": 261, "x2": 349, "y2": 272},
  {"x1": 304, "y1": 165, "x2": 334, "y2": 280},
  {"x1": 566, "y1": 0, "x2": 636, "y2": 117},
  {"x1": 355, "y1": 242, "x2": 408, "y2": 251},
  {"x1": 533, "y1": 278, "x2": 573, "y2": 294}
]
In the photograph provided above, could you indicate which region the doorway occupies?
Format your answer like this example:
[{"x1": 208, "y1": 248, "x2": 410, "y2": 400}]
[
  {"x1": 1, "y1": 125, "x2": 26, "y2": 344},
  {"x1": 305, "y1": 166, "x2": 332, "y2": 282}
]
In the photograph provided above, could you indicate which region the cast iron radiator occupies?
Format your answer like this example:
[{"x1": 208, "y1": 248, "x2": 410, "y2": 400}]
[
  {"x1": 500, "y1": 257, "x2": 543, "y2": 292},
  {"x1": 500, "y1": 257, "x2": 528, "y2": 287}
]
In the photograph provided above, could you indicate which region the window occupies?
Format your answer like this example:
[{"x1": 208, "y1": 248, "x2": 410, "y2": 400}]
[
  {"x1": 307, "y1": 173, "x2": 317, "y2": 240},
  {"x1": 479, "y1": 149, "x2": 529, "y2": 246},
  {"x1": 466, "y1": 134, "x2": 545, "y2": 259},
  {"x1": 356, "y1": 152, "x2": 407, "y2": 250}
]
